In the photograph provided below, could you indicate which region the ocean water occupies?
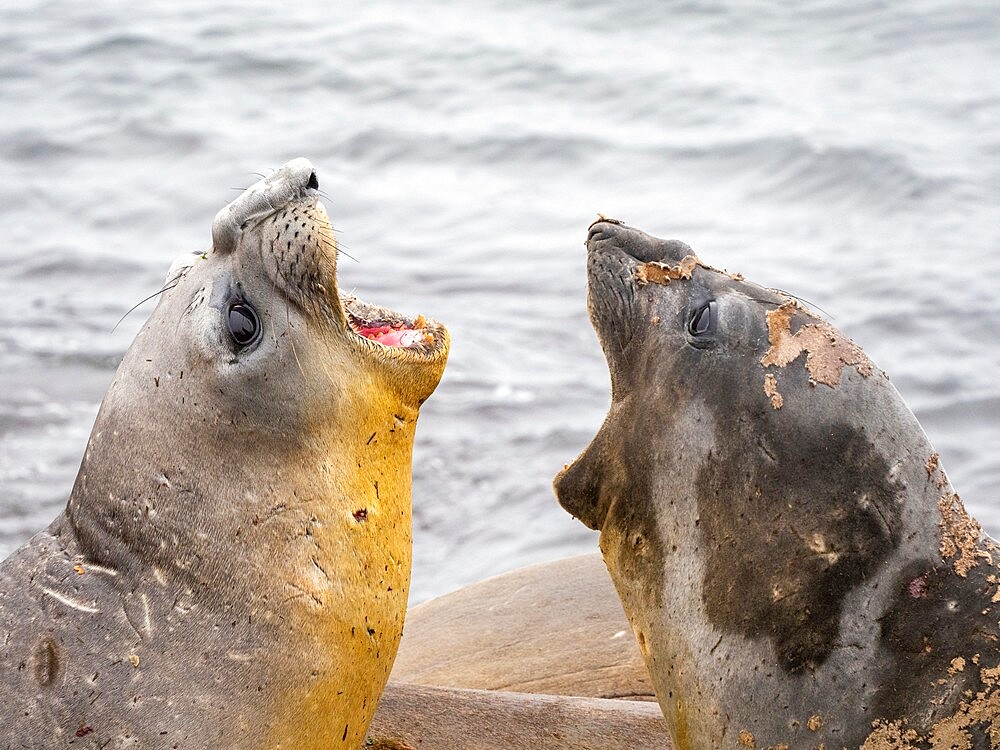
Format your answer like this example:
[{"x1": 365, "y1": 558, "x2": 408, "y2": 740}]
[{"x1": 0, "y1": 0, "x2": 998, "y2": 603}]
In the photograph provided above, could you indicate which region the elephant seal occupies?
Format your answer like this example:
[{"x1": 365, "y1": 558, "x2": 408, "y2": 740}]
[
  {"x1": 367, "y1": 555, "x2": 668, "y2": 749},
  {"x1": 0, "y1": 159, "x2": 449, "y2": 749},
  {"x1": 554, "y1": 219, "x2": 1000, "y2": 749},
  {"x1": 390, "y1": 553, "x2": 654, "y2": 700}
]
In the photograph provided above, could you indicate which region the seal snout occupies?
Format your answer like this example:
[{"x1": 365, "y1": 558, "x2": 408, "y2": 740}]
[
  {"x1": 211, "y1": 157, "x2": 321, "y2": 256},
  {"x1": 553, "y1": 450, "x2": 611, "y2": 532},
  {"x1": 587, "y1": 218, "x2": 626, "y2": 243},
  {"x1": 587, "y1": 219, "x2": 693, "y2": 266}
]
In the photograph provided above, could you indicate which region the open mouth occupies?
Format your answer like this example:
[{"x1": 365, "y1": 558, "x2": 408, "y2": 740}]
[{"x1": 342, "y1": 296, "x2": 442, "y2": 354}]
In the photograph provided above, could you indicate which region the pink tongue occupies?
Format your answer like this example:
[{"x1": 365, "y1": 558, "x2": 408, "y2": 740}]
[
  {"x1": 355, "y1": 325, "x2": 414, "y2": 347},
  {"x1": 378, "y1": 330, "x2": 409, "y2": 347}
]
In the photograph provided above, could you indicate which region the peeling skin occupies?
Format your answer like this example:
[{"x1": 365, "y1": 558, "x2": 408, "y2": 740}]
[
  {"x1": 989, "y1": 575, "x2": 1000, "y2": 603},
  {"x1": 862, "y1": 660, "x2": 1000, "y2": 748},
  {"x1": 928, "y1": 456, "x2": 993, "y2": 579},
  {"x1": 763, "y1": 373, "x2": 783, "y2": 409},
  {"x1": 636, "y1": 256, "x2": 747, "y2": 287},
  {"x1": 862, "y1": 721, "x2": 921, "y2": 750},
  {"x1": 635, "y1": 255, "x2": 702, "y2": 285},
  {"x1": 760, "y1": 300, "x2": 874, "y2": 387},
  {"x1": 938, "y1": 492, "x2": 992, "y2": 578}
]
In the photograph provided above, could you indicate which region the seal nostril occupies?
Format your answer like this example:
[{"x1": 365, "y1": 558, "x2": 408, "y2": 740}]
[
  {"x1": 587, "y1": 218, "x2": 624, "y2": 244},
  {"x1": 307, "y1": 172, "x2": 319, "y2": 190}
]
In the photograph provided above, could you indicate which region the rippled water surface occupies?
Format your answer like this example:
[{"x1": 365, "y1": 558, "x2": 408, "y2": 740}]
[{"x1": 1, "y1": 0, "x2": 998, "y2": 602}]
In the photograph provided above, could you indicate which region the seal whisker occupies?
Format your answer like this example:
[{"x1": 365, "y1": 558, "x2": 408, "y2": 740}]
[
  {"x1": 262, "y1": 240, "x2": 286, "y2": 355},
  {"x1": 321, "y1": 237, "x2": 359, "y2": 263},
  {"x1": 768, "y1": 289, "x2": 835, "y2": 320},
  {"x1": 276, "y1": 254, "x2": 307, "y2": 381},
  {"x1": 112, "y1": 281, "x2": 181, "y2": 333},
  {"x1": 286, "y1": 312, "x2": 307, "y2": 381},
  {"x1": 746, "y1": 296, "x2": 789, "y2": 307},
  {"x1": 326, "y1": 229, "x2": 364, "y2": 259},
  {"x1": 617, "y1": 338, "x2": 628, "y2": 365}
]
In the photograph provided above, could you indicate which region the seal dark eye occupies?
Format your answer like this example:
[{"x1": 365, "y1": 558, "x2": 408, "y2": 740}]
[
  {"x1": 688, "y1": 301, "x2": 717, "y2": 337},
  {"x1": 227, "y1": 302, "x2": 261, "y2": 347}
]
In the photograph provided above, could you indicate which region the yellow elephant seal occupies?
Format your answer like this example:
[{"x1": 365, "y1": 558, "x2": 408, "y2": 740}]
[{"x1": 0, "y1": 158, "x2": 449, "y2": 749}]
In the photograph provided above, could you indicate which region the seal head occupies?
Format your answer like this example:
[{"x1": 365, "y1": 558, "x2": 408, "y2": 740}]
[{"x1": 555, "y1": 219, "x2": 1000, "y2": 749}]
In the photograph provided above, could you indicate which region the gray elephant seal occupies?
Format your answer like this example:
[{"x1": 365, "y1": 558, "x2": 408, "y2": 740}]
[
  {"x1": 0, "y1": 159, "x2": 448, "y2": 749},
  {"x1": 555, "y1": 219, "x2": 999, "y2": 749}
]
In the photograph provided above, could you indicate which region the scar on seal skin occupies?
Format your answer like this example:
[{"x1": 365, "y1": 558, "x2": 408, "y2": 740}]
[
  {"x1": 555, "y1": 219, "x2": 1000, "y2": 749},
  {"x1": 0, "y1": 160, "x2": 449, "y2": 749}
]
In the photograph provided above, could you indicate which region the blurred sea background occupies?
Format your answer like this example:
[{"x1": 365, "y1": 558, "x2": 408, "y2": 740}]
[{"x1": 0, "y1": 0, "x2": 998, "y2": 603}]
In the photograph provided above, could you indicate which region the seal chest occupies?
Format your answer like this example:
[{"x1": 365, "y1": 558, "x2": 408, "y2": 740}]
[
  {"x1": 555, "y1": 219, "x2": 1000, "y2": 749},
  {"x1": 0, "y1": 159, "x2": 449, "y2": 749}
]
